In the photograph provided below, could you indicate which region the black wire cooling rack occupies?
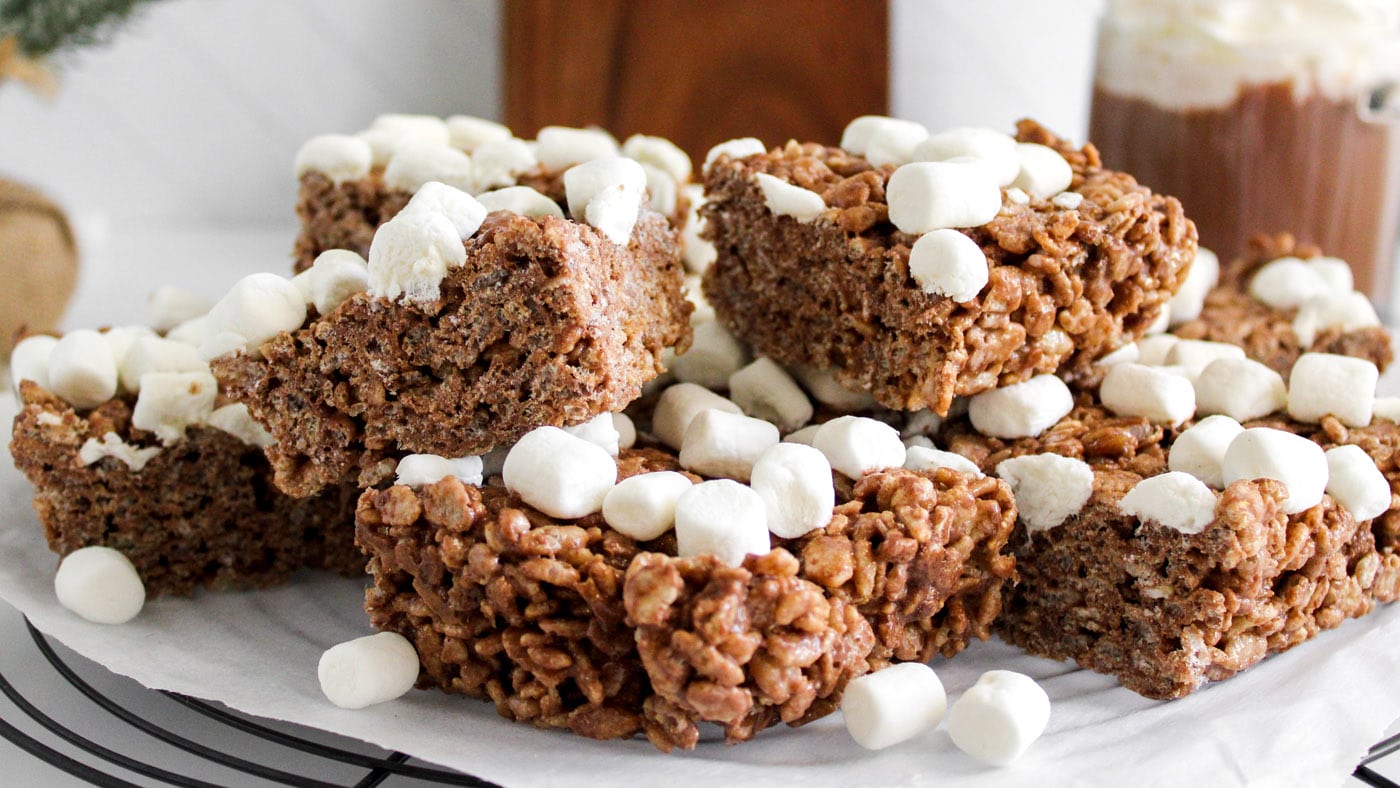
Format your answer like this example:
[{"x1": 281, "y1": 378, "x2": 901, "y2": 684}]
[{"x1": 1, "y1": 616, "x2": 1397, "y2": 788}]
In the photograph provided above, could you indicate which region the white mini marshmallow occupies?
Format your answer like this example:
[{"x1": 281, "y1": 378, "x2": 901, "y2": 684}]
[
  {"x1": 911, "y1": 127, "x2": 1019, "y2": 185},
  {"x1": 47, "y1": 329, "x2": 118, "y2": 409},
  {"x1": 1118, "y1": 471, "x2": 1218, "y2": 534},
  {"x1": 147, "y1": 286, "x2": 212, "y2": 333},
  {"x1": 405, "y1": 181, "x2": 488, "y2": 238},
  {"x1": 563, "y1": 412, "x2": 622, "y2": 456},
  {"x1": 1325, "y1": 445, "x2": 1392, "y2": 522},
  {"x1": 1168, "y1": 415, "x2": 1244, "y2": 489},
  {"x1": 1136, "y1": 334, "x2": 1179, "y2": 366},
  {"x1": 54, "y1": 546, "x2": 145, "y2": 625},
  {"x1": 862, "y1": 118, "x2": 930, "y2": 167},
  {"x1": 671, "y1": 320, "x2": 749, "y2": 389},
  {"x1": 791, "y1": 365, "x2": 878, "y2": 411},
  {"x1": 839, "y1": 116, "x2": 892, "y2": 155},
  {"x1": 1011, "y1": 143, "x2": 1073, "y2": 200},
  {"x1": 1005, "y1": 187, "x2": 1030, "y2": 205},
  {"x1": 1194, "y1": 357, "x2": 1286, "y2": 421},
  {"x1": 502, "y1": 426, "x2": 617, "y2": 519},
  {"x1": 1287, "y1": 353, "x2": 1377, "y2": 427},
  {"x1": 101, "y1": 326, "x2": 156, "y2": 370},
  {"x1": 10, "y1": 334, "x2": 57, "y2": 391},
  {"x1": 703, "y1": 137, "x2": 766, "y2": 172},
  {"x1": 905, "y1": 445, "x2": 984, "y2": 477},
  {"x1": 165, "y1": 315, "x2": 212, "y2": 346},
  {"x1": 901, "y1": 408, "x2": 944, "y2": 439},
  {"x1": 395, "y1": 454, "x2": 484, "y2": 487},
  {"x1": 602, "y1": 471, "x2": 694, "y2": 541},
  {"x1": 681, "y1": 184, "x2": 717, "y2": 273},
  {"x1": 206, "y1": 273, "x2": 308, "y2": 349},
  {"x1": 367, "y1": 208, "x2": 468, "y2": 304},
  {"x1": 783, "y1": 424, "x2": 822, "y2": 446},
  {"x1": 78, "y1": 431, "x2": 162, "y2": 470},
  {"x1": 1050, "y1": 191, "x2": 1084, "y2": 210},
  {"x1": 684, "y1": 273, "x2": 714, "y2": 325},
  {"x1": 641, "y1": 163, "x2": 679, "y2": 216},
  {"x1": 1375, "y1": 397, "x2": 1400, "y2": 423},
  {"x1": 293, "y1": 134, "x2": 373, "y2": 183},
  {"x1": 995, "y1": 453, "x2": 1094, "y2": 531},
  {"x1": 1095, "y1": 342, "x2": 1140, "y2": 367},
  {"x1": 673, "y1": 479, "x2": 770, "y2": 567},
  {"x1": 1144, "y1": 305, "x2": 1171, "y2": 335},
  {"x1": 445, "y1": 114, "x2": 511, "y2": 152},
  {"x1": 613, "y1": 412, "x2": 637, "y2": 450},
  {"x1": 652, "y1": 383, "x2": 743, "y2": 449},
  {"x1": 370, "y1": 113, "x2": 450, "y2": 141},
  {"x1": 1308, "y1": 256, "x2": 1354, "y2": 294},
  {"x1": 318, "y1": 632, "x2": 420, "y2": 710},
  {"x1": 842, "y1": 662, "x2": 947, "y2": 750},
  {"x1": 471, "y1": 137, "x2": 538, "y2": 190},
  {"x1": 300, "y1": 250, "x2": 370, "y2": 316},
  {"x1": 908, "y1": 228, "x2": 988, "y2": 302},
  {"x1": 904, "y1": 435, "x2": 935, "y2": 450},
  {"x1": 947, "y1": 670, "x2": 1051, "y2": 766},
  {"x1": 1292, "y1": 290, "x2": 1381, "y2": 347},
  {"x1": 119, "y1": 335, "x2": 207, "y2": 393},
  {"x1": 1221, "y1": 427, "x2": 1329, "y2": 513},
  {"x1": 1164, "y1": 339, "x2": 1246, "y2": 382},
  {"x1": 1168, "y1": 247, "x2": 1220, "y2": 326},
  {"x1": 680, "y1": 408, "x2": 780, "y2": 482},
  {"x1": 754, "y1": 173, "x2": 826, "y2": 222},
  {"x1": 750, "y1": 442, "x2": 835, "y2": 538},
  {"x1": 563, "y1": 156, "x2": 648, "y2": 245},
  {"x1": 536, "y1": 125, "x2": 619, "y2": 170},
  {"x1": 475, "y1": 185, "x2": 565, "y2": 218},
  {"x1": 206, "y1": 403, "x2": 274, "y2": 449},
  {"x1": 131, "y1": 371, "x2": 218, "y2": 444},
  {"x1": 384, "y1": 142, "x2": 474, "y2": 193},
  {"x1": 197, "y1": 331, "x2": 248, "y2": 362},
  {"x1": 1099, "y1": 363, "x2": 1196, "y2": 425},
  {"x1": 728, "y1": 357, "x2": 813, "y2": 434},
  {"x1": 886, "y1": 161, "x2": 1003, "y2": 234},
  {"x1": 1249, "y1": 257, "x2": 1331, "y2": 309},
  {"x1": 621, "y1": 134, "x2": 692, "y2": 182},
  {"x1": 812, "y1": 415, "x2": 906, "y2": 479},
  {"x1": 967, "y1": 374, "x2": 1074, "y2": 439}
]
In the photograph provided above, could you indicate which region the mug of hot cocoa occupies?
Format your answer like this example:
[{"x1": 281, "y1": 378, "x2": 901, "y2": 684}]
[{"x1": 1088, "y1": 0, "x2": 1400, "y2": 306}]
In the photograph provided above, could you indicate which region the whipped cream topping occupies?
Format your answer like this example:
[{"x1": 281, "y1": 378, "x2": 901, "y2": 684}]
[{"x1": 1097, "y1": 0, "x2": 1400, "y2": 108}]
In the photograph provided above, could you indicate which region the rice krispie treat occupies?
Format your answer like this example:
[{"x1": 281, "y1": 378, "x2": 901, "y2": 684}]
[{"x1": 700, "y1": 117, "x2": 1197, "y2": 415}]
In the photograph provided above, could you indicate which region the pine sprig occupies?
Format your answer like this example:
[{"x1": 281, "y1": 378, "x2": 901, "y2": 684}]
[{"x1": 0, "y1": 0, "x2": 161, "y2": 60}]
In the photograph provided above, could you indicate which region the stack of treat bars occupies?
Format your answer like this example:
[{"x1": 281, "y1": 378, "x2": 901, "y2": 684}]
[{"x1": 8, "y1": 111, "x2": 1400, "y2": 762}]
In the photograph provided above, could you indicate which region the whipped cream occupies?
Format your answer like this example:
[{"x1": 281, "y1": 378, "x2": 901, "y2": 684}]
[{"x1": 1097, "y1": 0, "x2": 1400, "y2": 108}]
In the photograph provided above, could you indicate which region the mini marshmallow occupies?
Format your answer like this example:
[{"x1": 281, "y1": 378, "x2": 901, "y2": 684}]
[
  {"x1": 1194, "y1": 357, "x2": 1286, "y2": 421},
  {"x1": 904, "y1": 435, "x2": 935, "y2": 450},
  {"x1": 9, "y1": 334, "x2": 57, "y2": 391},
  {"x1": 750, "y1": 442, "x2": 835, "y2": 538},
  {"x1": 863, "y1": 118, "x2": 930, "y2": 167},
  {"x1": 728, "y1": 357, "x2": 813, "y2": 433},
  {"x1": 1221, "y1": 427, "x2": 1329, "y2": 513},
  {"x1": 1292, "y1": 290, "x2": 1381, "y2": 347},
  {"x1": 946, "y1": 670, "x2": 1051, "y2": 766},
  {"x1": 641, "y1": 163, "x2": 679, "y2": 216},
  {"x1": 563, "y1": 156, "x2": 648, "y2": 245},
  {"x1": 995, "y1": 453, "x2": 1094, "y2": 531},
  {"x1": 1308, "y1": 256, "x2": 1354, "y2": 294},
  {"x1": 908, "y1": 228, "x2": 988, "y2": 302},
  {"x1": 886, "y1": 160, "x2": 1003, "y2": 234},
  {"x1": 475, "y1": 185, "x2": 565, "y2": 218},
  {"x1": 911, "y1": 126, "x2": 1019, "y2": 185},
  {"x1": 445, "y1": 114, "x2": 512, "y2": 152},
  {"x1": 652, "y1": 383, "x2": 743, "y2": 449},
  {"x1": 102, "y1": 326, "x2": 155, "y2": 369},
  {"x1": 681, "y1": 184, "x2": 717, "y2": 273},
  {"x1": 205, "y1": 273, "x2": 308, "y2": 349},
  {"x1": 471, "y1": 137, "x2": 538, "y2": 190},
  {"x1": 673, "y1": 479, "x2": 770, "y2": 567},
  {"x1": 754, "y1": 172, "x2": 826, "y2": 222},
  {"x1": 536, "y1": 125, "x2": 619, "y2": 170},
  {"x1": 621, "y1": 133, "x2": 692, "y2": 182},
  {"x1": 1011, "y1": 143, "x2": 1073, "y2": 200},
  {"x1": 1050, "y1": 191, "x2": 1084, "y2": 210},
  {"x1": 783, "y1": 424, "x2": 822, "y2": 446},
  {"x1": 1144, "y1": 305, "x2": 1171, "y2": 335},
  {"x1": 79, "y1": 432, "x2": 162, "y2": 470},
  {"x1": 1375, "y1": 396, "x2": 1400, "y2": 423},
  {"x1": 366, "y1": 209, "x2": 468, "y2": 304},
  {"x1": 1095, "y1": 342, "x2": 1140, "y2": 367},
  {"x1": 1168, "y1": 247, "x2": 1220, "y2": 325},
  {"x1": 812, "y1": 415, "x2": 906, "y2": 479},
  {"x1": 839, "y1": 116, "x2": 893, "y2": 155},
  {"x1": 384, "y1": 141, "x2": 474, "y2": 193},
  {"x1": 680, "y1": 408, "x2": 780, "y2": 482},
  {"x1": 842, "y1": 662, "x2": 947, "y2": 750},
  {"x1": 405, "y1": 181, "x2": 488, "y2": 238},
  {"x1": 369, "y1": 113, "x2": 450, "y2": 141},
  {"x1": 131, "y1": 371, "x2": 218, "y2": 444},
  {"x1": 1249, "y1": 257, "x2": 1331, "y2": 309},
  {"x1": 671, "y1": 320, "x2": 749, "y2": 389},
  {"x1": 791, "y1": 365, "x2": 878, "y2": 411},
  {"x1": 904, "y1": 446, "x2": 984, "y2": 478},
  {"x1": 293, "y1": 134, "x2": 373, "y2": 183},
  {"x1": 1168, "y1": 414, "x2": 1244, "y2": 489},
  {"x1": 613, "y1": 412, "x2": 637, "y2": 450},
  {"x1": 1099, "y1": 363, "x2": 1196, "y2": 425},
  {"x1": 165, "y1": 315, "x2": 212, "y2": 346},
  {"x1": 967, "y1": 374, "x2": 1074, "y2": 438},
  {"x1": 901, "y1": 408, "x2": 944, "y2": 438},
  {"x1": 54, "y1": 546, "x2": 145, "y2": 625},
  {"x1": 1163, "y1": 339, "x2": 1245, "y2": 381},
  {"x1": 1287, "y1": 353, "x2": 1377, "y2": 427},
  {"x1": 602, "y1": 471, "x2": 694, "y2": 541},
  {"x1": 503, "y1": 426, "x2": 617, "y2": 518},
  {"x1": 301, "y1": 249, "x2": 370, "y2": 316},
  {"x1": 563, "y1": 412, "x2": 622, "y2": 456},
  {"x1": 147, "y1": 286, "x2": 212, "y2": 332},
  {"x1": 684, "y1": 274, "x2": 714, "y2": 325},
  {"x1": 119, "y1": 335, "x2": 207, "y2": 393},
  {"x1": 197, "y1": 331, "x2": 248, "y2": 362},
  {"x1": 1005, "y1": 187, "x2": 1030, "y2": 205},
  {"x1": 1135, "y1": 334, "x2": 1179, "y2": 366},
  {"x1": 318, "y1": 632, "x2": 420, "y2": 710},
  {"x1": 1326, "y1": 445, "x2": 1392, "y2": 522},
  {"x1": 394, "y1": 453, "x2": 484, "y2": 487},
  {"x1": 702, "y1": 137, "x2": 766, "y2": 172},
  {"x1": 206, "y1": 403, "x2": 274, "y2": 449},
  {"x1": 47, "y1": 329, "x2": 118, "y2": 409},
  {"x1": 1118, "y1": 471, "x2": 1218, "y2": 534}
]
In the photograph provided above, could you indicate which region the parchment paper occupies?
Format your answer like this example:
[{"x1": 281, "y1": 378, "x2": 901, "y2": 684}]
[{"x1": 3, "y1": 393, "x2": 1398, "y2": 788}]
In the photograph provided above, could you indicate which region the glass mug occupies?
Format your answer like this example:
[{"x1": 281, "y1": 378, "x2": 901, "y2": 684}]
[{"x1": 1088, "y1": 0, "x2": 1400, "y2": 306}]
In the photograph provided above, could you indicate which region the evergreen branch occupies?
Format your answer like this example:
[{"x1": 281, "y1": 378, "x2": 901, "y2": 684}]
[{"x1": 0, "y1": 0, "x2": 161, "y2": 60}]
